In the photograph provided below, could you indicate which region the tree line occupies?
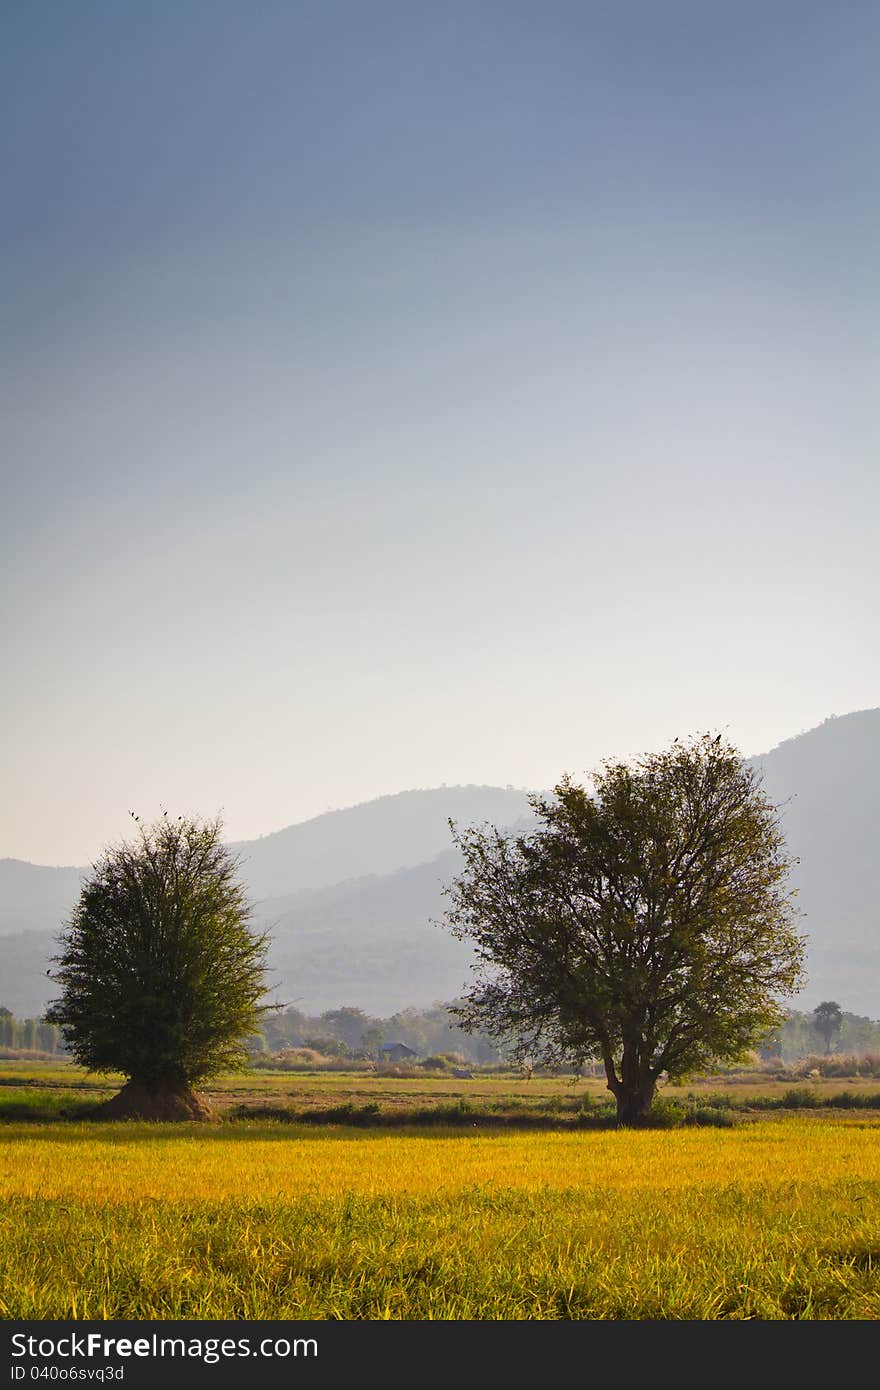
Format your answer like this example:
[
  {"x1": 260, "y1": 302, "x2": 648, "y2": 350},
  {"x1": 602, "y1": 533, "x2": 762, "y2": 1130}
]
[
  {"x1": 4, "y1": 998, "x2": 879, "y2": 1068},
  {"x1": 0, "y1": 1007, "x2": 63, "y2": 1054},
  {"x1": 254, "y1": 1001, "x2": 880, "y2": 1067},
  {"x1": 760, "y1": 1004, "x2": 880, "y2": 1063},
  {"x1": 253, "y1": 1003, "x2": 504, "y2": 1063}
]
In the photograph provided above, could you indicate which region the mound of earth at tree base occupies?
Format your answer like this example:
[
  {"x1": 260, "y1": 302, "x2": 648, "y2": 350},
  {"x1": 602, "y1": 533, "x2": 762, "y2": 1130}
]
[{"x1": 94, "y1": 1080, "x2": 216, "y2": 1121}]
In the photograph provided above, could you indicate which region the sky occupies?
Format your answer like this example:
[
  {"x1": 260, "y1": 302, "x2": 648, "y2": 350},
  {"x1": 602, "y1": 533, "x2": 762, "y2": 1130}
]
[{"x1": 3, "y1": 1, "x2": 878, "y2": 866}]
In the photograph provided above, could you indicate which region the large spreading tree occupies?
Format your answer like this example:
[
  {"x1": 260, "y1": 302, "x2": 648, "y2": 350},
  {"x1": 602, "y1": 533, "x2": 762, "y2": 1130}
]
[
  {"x1": 443, "y1": 734, "x2": 805, "y2": 1124},
  {"x1": 46, "y1": 813, "x2": 272, "y2": 1119}
]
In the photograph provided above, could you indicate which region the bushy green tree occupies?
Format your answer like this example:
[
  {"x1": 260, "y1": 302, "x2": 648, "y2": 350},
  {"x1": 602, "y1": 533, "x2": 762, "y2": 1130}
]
[
  {"x1": 46, "y1": 813, "x2": 272, "y2": 1119},
  {"x1": 444, "y1": 734, "x2": 805, "y2": 1124}
]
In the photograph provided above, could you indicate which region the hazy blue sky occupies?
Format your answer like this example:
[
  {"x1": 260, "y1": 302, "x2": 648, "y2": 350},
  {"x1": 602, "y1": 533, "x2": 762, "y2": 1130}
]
[{"x1": 3, "y1": 2, "x2": 878, "y2": 864}]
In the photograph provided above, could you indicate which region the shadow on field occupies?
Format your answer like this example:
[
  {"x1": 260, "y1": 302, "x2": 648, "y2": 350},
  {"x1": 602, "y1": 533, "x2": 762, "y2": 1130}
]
[
  {"x1": 0, "y1": 1100, "x2": 730, "y2": 1136},
  {"x1": 4, "y1": 1083, "x2": 880, "y2": 1135},
  {"x1": 224, "y1": 1101, "x2": 625, "y2": 1130}
]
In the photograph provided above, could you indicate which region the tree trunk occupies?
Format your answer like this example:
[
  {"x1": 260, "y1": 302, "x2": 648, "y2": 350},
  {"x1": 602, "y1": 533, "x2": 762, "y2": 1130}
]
[
  {"x1": 613, "y1": 1082, "x2": 656, "y2": 1127},
  {"x1": 601, "y1": 1043, "x2": 657, "y2": 1126},
  {"x1": 94, "y1": 1078, "x2": 215, "y2": 1121}
]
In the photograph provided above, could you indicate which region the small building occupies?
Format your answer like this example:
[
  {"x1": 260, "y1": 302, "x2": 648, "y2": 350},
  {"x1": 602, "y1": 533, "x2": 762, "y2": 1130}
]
[{"x1": 380, "y1": 1042, "x2": 417, "y2": 1063}]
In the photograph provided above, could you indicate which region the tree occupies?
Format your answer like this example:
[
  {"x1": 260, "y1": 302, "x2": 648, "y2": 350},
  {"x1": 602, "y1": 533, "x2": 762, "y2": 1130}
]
[
  {"x1": 443, "y1": 734, "x2": 805, "y2": 1125},
  {"x1": 319, "y1": 1007, "x2": 372, "y2": 1052},
  {"x1": 360, "y1": 1024, "x2": 385, "y2": 1059},
  {"x1": 812, "y1": 1000, "x2": 843, "y2": 1056},
  {"x1": 46, "y1": 813, "x2": 272, "y2": 1120}
]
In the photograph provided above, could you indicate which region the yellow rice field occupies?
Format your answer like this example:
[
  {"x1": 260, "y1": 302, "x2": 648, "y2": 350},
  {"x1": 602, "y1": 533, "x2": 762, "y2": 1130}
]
[
  {"x1": 2, "y1": 1116, "x2": 880, "y2": 1319},
  {"x1": 2, "y1": 1116, "x2": 879, "y2": 1201}
]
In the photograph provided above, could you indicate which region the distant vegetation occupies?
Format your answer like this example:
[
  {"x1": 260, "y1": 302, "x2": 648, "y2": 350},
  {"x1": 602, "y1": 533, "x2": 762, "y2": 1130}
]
[
  {"x1": 0, "y1": 1007, "x2": 61, "y2": 1057},
  {"x1": 253, "y1": 1001, "x2": 504, "y2": 1065},
  {"x1": 762, "y1": 1006, "x2": 880, "y2": 1064},
  {"x1": 251, "y1": 1002, "x2": 880, "y2": 1070},
  {"x1": 4, "y1": 1000, "x2": 880, "y2": 1072}
]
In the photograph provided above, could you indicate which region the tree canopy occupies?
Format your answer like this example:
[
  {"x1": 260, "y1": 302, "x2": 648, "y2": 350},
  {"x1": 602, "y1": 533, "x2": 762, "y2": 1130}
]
[
  {"x1": 46, "y1": 813, "x2": 271, "y2": 1118},
  {"x1": 812, "y1": 1000, "x2": 843, "y2": 1055},
  {"x1": 443, "y1": 734, "x2": 805, "y2": 1124}
]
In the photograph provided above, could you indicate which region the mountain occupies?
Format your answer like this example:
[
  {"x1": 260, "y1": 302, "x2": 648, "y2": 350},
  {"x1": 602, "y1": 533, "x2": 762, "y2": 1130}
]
[
  {"x1": 229, "y1": 785, "x2": 535, "y2": 904},
  {"x1": 0, "y1": 784, "x2": 535, "y2": 931},
  {"x1": 750, "y1": 710, "x2": 879, "y2": 1015},
  {"x1": 1, "y1": 714, "x2": 878, "y2": 1019},
  {"x1": 258, "y1": 849, "x2": 470, "y2": 1016},
  {"x1": 0, "y1": 862, "x2": 88, "y2": 936}
]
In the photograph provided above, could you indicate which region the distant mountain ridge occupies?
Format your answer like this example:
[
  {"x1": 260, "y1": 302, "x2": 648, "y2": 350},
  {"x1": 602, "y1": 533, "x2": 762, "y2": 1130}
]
[
  {"x1": 228, "y1": 784, "x2": 536, "y2": 904},
  {"x1": 0, "y1": 785, "x2": 534, "y2": 936},
  {"x1": 0, "y1": 861, "x2": 88, "y2": 919},
  {"x1": 1, "y1": 712, "x2": 878, "y2": 1018},
  {"x1": 750, "y1": 709, "x2": 879, "y2": 1015}
]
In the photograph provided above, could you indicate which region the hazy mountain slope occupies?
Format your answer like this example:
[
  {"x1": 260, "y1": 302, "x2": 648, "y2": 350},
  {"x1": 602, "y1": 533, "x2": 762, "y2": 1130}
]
[
  {"x1": 0, "y1": 862, "x2": 87, "y2": 936},
  {"x1": 0, "y1": 785, "x2": 534, "y2": 937},
  {"x1": 749, "y1": 709, "x2": 880, "y2": 1015},
  {"x1": 258, "y1": 849, "x2": 470, "y2": 1016},
  {"x1": 0, "y1": 930, "x2": 58, "y2": 1019},
  {"x1": 751, "y1": 710, "x2": 878, "y2": 919},
  {"x1": 230, "y1": 785, "x2": 534, "y2": 903}
]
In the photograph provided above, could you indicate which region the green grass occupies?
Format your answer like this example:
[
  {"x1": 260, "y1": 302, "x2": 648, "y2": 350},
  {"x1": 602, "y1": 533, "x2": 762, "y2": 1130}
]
[{"x1": 0, "y1": 1088, "x2": 100, "y2": 1122}]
